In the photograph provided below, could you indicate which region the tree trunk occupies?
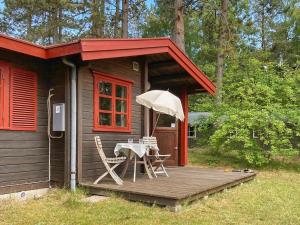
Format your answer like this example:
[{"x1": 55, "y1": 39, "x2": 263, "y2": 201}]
[
  {"x1": 174, "y1": 0, "x2": 185, "y2": 52},
  {"x1": 50, "y1": 1, "x2": 61, "y2": 44},
  {"x1": 26, "y1": 6, "x2": 32, "y2": 41},
  {"x1": 215, "y1": 0, "x2": 228, "y2": 105},
  {"x1": 58, "y1": 7, "x2": 63, "y2": 43},
  {"x1": 260, "y1": 1, "x2": 266, "y2": 50},
  {"x1": 91, "y1": 0, "x2": 104, "y2": 37},
  {"x1": 49, "y1": 5, "x2": 58, "y2": 44},
  {"x1": 122, "y1": 0, "x2": 128, "y2": 38},
  {"x1": 99, "y1": 0, "x2": 105, "y2": 37},
  {"x1": 114, "y1": 0, "x2": 120, "y2": 37}
]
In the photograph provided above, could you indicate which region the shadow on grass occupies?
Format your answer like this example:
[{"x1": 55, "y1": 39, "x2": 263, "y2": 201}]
[{"x1": 189, "y1": 147, "x2": 300, "y2": 173}]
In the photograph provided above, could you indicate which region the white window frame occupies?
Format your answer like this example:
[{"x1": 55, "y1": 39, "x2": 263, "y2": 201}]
[{"x1": 188, "y1": 125, "x2": 197, "y2": 139}]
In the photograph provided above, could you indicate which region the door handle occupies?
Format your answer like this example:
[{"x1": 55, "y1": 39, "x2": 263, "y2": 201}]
[{"x1": 174, "y1": 147, "x2": 178, "y2": 150}]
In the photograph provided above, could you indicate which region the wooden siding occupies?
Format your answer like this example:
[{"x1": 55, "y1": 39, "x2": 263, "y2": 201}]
[
  {"x1": 78, "y1": 58, "x2": 144, "y2": 182},
  {"x1": 48, "y1": 60, "x2": 69, "y2": 184},
  {"x1": 0, "y1": 50, "x2": 67, "y2": 194},
  {"x1": 0, "y1": 51, "x2": 49, "y2": 193}
]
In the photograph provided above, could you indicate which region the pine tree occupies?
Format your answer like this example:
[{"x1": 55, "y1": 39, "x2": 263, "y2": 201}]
[
  {"x1": 122, "y1": 0, "x2": 128, "y2": 37},
  {"x1": 174, "y1": 0, "x2": 185, "y2": 51},
  {"x1": 215, "y1": 0, "x2": 228, "y2": 105},
  {"x1": 1, "y1": 0, "x2": 86, "y2": 44},
  {"x1": 114, "y1": 0, "x2": 120, "y2": 37},
  {"x1": 89, "y1": 0, "x2": 106, "y2": 37}
]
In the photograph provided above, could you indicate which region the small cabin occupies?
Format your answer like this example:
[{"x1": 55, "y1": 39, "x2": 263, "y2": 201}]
[{"x1": 0, "y1": 34, "x2": 216, "y2": 195}]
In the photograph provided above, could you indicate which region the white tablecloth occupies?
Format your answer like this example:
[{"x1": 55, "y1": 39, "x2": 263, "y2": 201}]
[{"x1": 114, "y1": 143, "x2": 159, "y2": 158}]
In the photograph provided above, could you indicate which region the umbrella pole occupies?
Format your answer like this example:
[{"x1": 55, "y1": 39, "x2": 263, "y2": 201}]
[{"x1": 151, "y1": 112, "x2": 160, "y2": 137}]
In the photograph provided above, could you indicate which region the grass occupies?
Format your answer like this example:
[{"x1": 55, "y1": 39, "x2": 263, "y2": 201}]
[
  {"x1": 1, "y1": 148, "x2": 300, "y2": 225},
  {"x1": 189, "y1": 147, "x2": 300, "y2": 172}
]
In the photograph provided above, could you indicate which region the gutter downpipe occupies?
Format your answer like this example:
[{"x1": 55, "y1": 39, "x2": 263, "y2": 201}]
[{"x1": 62, "y1": 58, "x2": 77, "y2": 192}]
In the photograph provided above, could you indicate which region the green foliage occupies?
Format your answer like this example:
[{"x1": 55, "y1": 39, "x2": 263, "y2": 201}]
[
  {"x1": 0, "y1": 0, "x2": 148, "y2": 44},
  {"x1": 139, "y1": 0, "x2": 173, "y2": 38},
  {"x1": 199, "y1": 58, "x2": 300, "y2": 166},
  {"x1": 192, "y1": 57, "x2": 300, "y2": 167}
]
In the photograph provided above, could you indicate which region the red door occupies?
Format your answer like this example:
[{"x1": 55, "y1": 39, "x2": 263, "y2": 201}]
[{"x1": 152, "y1": 112, "x2": 178, "y2": 166}]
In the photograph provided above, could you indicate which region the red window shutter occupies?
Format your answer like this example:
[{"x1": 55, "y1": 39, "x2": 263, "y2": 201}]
[
  {"x1": 0, "y1": 62, "x2": 10, "y2": 129},
  {"x1": 10, "y1": 68, "x2": 37, "y2": 131}
]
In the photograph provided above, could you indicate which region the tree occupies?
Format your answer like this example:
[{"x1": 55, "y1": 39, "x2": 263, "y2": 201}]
[
  {"x1": 0, "y1": 0, "x2": 43, "y2": 43},
  {"x1": 174, "y1": 0, "x2": 185, "y2": 51},
  {"x1": 215, "y1": 0, "x2": 228, "y2": 105},
  {"x1": 90, "y1": 0, "x2": 106, "y2": 37},
  {"x1": 0, "y1": 0, "x2": 86, "y2": 44},
  {"x1": 48, "y1": 1, "x2": 64, "y2": 43},
  {"x1": 122, "y1": 0, "x2": 128, "y2": 37},
  {"x1": 114, "y1": 0, "x2": 120, "y2": 37},
  {"x1": 270, "y1": 0, "x2": 300, "y2": 66},
  {"x1": 140, "y1": 0, "x2": 174, "y2": 38},
  {"x1": 208, "y1": 58, "x2": 300, "y2": 166}
]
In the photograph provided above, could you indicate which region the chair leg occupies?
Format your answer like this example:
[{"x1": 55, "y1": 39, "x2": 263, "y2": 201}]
[
  {"x1": 143, "y1": 156, "x2": 153, "y2": 179},
  {"x1": 94, "y1": 163, "x2": 124, "y2": 185},
  {"x1": 110, "y1": 170, "x2": 124, "y2": 185},
  {"x1": 108, "y1": 164, "x2": 124, "y2": 185},
  {"x1": 133, "y1": 154, "x2": 137, "y2": 182},
  {"x1": 93, "y1": 171, "x2": 109, "y2": 184},
  {"x1": 147, "y1": 159, "x2": 157, "y2": 178},
  {"x1": 121, "y1": 151, "x2": 132, "y2": 178},
  {"x1": 161, "y1": 164, "x2": 169, "y2": 177},
  {"x1": 153, "y1": 162, "x2": 169, "y2": 177}
]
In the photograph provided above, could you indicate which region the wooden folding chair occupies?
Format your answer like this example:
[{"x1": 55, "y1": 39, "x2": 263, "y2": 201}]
[
  {"x1": 93, "y1": 136, "x2": 126, "y2": 185},
  {"x1": 133, "y1": 153, "x2": 153, "y2": 182},
  {"x1": 143, "y1": 136, "x2": 170, "y2": 177}
]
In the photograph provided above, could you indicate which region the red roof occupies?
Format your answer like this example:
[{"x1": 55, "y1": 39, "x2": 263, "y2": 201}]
[{"x1": 0, "y1": 33, "x2": 215, "y2": 95}]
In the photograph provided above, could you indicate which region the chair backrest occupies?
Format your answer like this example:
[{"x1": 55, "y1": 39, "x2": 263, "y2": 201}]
[
  {"x1": 142, "y1": 136, "x2": 158, "y2": 146},
  {"x1": 94, "y1": 136, "x2": 107, "y2": 162},
  {"x1": 142, "y1": 136, "x2": 159, "y2": 155}
]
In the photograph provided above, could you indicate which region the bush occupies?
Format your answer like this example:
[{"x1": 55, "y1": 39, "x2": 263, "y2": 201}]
[
  {"x1": 193, "y1": 58, "x2": 300, "y2": 166},
  {"x1": 209, "y1": 108, "x2": 299, "y2": 166}
]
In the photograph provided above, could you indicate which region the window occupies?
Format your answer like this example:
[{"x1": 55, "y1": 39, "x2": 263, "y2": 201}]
[
  {"x1": 156, "y1": 113, "x2": 176, "y2": 128},
  {"x1": 0, "y1": 61, "x2": 37, "y2": 131},
  {"x1": 188, "y1": 125, "x2": 197, "y2": 138},
  {"x1": 94, "y1": 72, "x2": 132, "y2": 132}
]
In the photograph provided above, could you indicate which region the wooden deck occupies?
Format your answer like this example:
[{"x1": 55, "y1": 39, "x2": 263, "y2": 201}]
[{"x1": 81, "y1": 167, "x2": 256, "y2": 211}]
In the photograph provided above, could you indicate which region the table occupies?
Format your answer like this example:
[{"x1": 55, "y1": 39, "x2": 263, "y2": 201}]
[
  {"x1": 114, "y1": 143, "x2": 148, "y2": 158},
  {"x1": 114, "y1": 143, "x2": 157, "y2": 182}
]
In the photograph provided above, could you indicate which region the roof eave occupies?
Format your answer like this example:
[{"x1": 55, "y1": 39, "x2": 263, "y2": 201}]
[
  {"x1": 0, "y1": 34, "x2": 216, "y2": 95},
  {"x1": 0, "y1": 34, "x2": 47, "y2": 58},
  {"x1": 79, "y1": 39, "x2": 216, "y2": 95}
]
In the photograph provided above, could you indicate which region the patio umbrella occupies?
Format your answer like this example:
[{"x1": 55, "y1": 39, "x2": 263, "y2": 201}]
[{"x1": 136, "y1": 90, "x2": 184, "y2": 136}]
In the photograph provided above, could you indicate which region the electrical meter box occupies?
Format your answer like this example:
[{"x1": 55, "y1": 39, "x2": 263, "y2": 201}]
[{"x1": 53, "y1": 103, "x2": 65, "y2": 132}]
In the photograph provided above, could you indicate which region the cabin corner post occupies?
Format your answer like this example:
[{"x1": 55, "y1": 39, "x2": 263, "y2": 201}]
[
  {"x1": 143, "y1": 59, "x2": 150, "y2": 136},
  {"x1": 64, "y1": 65, "x2": 71, "y2": 186},
  {"x1": 179, "y1": 88, "x2": 188, "y2": 166}
]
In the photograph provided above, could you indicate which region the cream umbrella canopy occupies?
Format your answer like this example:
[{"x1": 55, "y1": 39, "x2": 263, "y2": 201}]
[{"x1": 136, "y1": 90, "x2": 184, "y2": 136}]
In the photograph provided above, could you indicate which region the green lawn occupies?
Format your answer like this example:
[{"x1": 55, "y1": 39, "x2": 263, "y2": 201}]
[
  {"x1": 189, "y1": 147, "x2": 300, "y2": 172},
  {"x1": 1, "y1": 148, "x2": 300, "y2": 225}
]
